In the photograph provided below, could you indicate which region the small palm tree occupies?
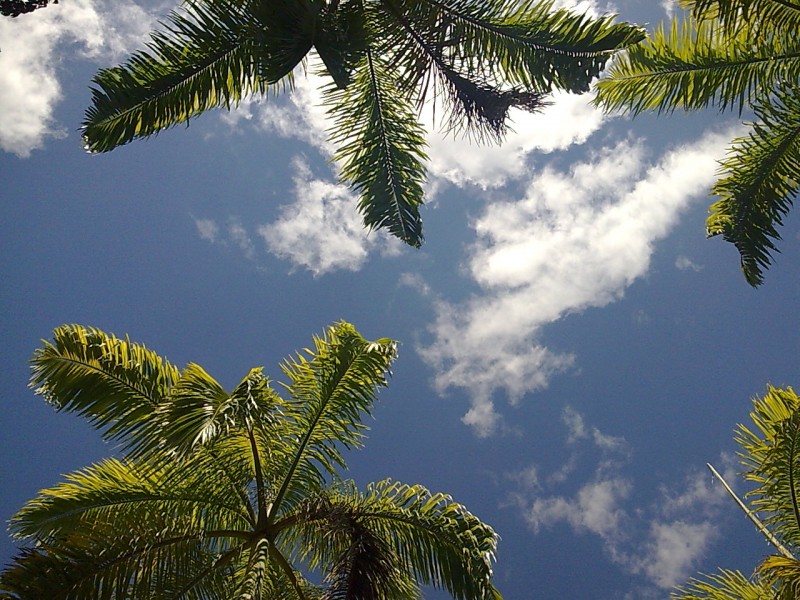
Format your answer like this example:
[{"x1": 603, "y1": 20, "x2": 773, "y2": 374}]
[
  {"x1": 0, "y1": 322, "x2": 502, "y2": 599},
  {"x1": 672, "y1": 386, "x2": 800, "y2": 599},
  {"x1": 594, "y1": 0, "x2": 800, "y2": 287},
  {"x1": 81, "y1": 0, "x2": 644, "y2": 247}
]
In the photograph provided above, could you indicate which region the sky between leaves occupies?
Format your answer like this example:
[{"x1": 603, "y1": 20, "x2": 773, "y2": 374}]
[{"x1": 1, "y1": 0, "x2": 799, "y2": 598}]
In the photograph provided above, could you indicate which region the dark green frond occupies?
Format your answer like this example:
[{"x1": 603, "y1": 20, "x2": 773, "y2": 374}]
[
  {"x1": 327, "y1": 49, "x2": 429, "y2": 247},
  {"x1": 30, "y1": 325, "x2": 180, "y2": 452},
  {"x1": 680, "y1": 0, "x2": 800, "y2": 33},
  {"x1": 706, "y1": 85, "x2": 800, "y2": 286},
  {"x1": 594, "y1": 17, "x2": 800, "y2": 116},
  {"x1": 415, "y1": 0, "x2": 644, "y2": 94},
  {"x1": 82, "y1": 0, "x2": 315, "y2": 153}
]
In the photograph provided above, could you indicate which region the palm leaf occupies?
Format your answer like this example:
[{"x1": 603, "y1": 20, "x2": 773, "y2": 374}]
[
  {"x1": 326, "y1": 49, "x2": 429, "y2": 247},
  {"x1": 412, "y1": 0, "x2": 644, "y2": 94},
  {"x1": 671, "y1": 568, "x2": 772, "y2": 599},
  {"x1": 269, "y1": 322, "x2": 397, "y2": 518},
  {"x1": 82, "y1": 0, "x2": 315, "y2": 153},
  {"x1": 706, "y1": 84, "x2": 800, "y2": 286},
  {"x1": 736, "y1": 387, "x2": 800, "y2": 552},
  {"x1": 758, "y1": 554, "x2": 800, "y2": 600},
  {"x1": 29, "y1": 325, "x2": 180, "y2": 454},
  {"x1": 679, "y1": 0, "x2": 800, "y2": 33},
  {"x1": 593, "y1": 17, "x2": 800, "y2": 116},
  {"x1": 282, "y1": 479, "x2": 500, "y2": 600}
]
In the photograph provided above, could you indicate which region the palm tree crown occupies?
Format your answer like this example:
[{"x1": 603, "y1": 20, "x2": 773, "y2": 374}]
[
  {"x1": 594, "y1": 0, "x2": 800, "y2": 286},
  {"x1": 81, "y1": 0, "x2": 644, "y2": 247},
  {"x1": 0, "y1": 322, "x2": 502, "y2": 600}
]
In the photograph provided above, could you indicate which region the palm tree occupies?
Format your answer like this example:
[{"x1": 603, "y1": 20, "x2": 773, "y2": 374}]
[
  {"x1": 594, "y1": 0, "x2": 800, "y2": 287},
  {"x1": 1, "y1": 0, "x2": 52, "y2": 17},
  {"x1": 0, "y1": 322, "x2": 502, "y2": 599},
  {"x1": 81, "y1": 0, "x2": 644, "y2": 248},
  {"x1": 672, "y1": 386, "x2": 800, "y2": 599}
]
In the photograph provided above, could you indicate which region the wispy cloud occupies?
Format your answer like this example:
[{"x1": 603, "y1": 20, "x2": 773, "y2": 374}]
[
  {"x1": 675, "y1": 255, "x2": 704, "y2": 272},
  {"x1": 506, "y1": 408, "x2": 737, "y2": 592},
  {"x1": 418, "y1": 129, "x2": 734, "y2": 436},
  {"x1": 0, "y1": 0, "x2": 155, "y2": 156}
]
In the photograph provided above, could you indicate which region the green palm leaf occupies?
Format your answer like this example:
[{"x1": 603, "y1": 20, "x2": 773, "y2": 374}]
[
  {"x1": 736, "y1": 386, "x2": 800, "y2": 551},
  {"x1": 594, "y1": 17, "x2": 800, "y2": 116},
  {"x1": 270, "y1": 321, "x2": 397, "y2": 517},
  {"x1": 30, "y1": 325, "x2": 180, "y2": 454},
  {"x1": 326, "y1": 49, "x2": 429, "y2": 247},
  {"x1": 679, "y1": 0, "x2": 800, "y2": 32},
  {"x1": 82, "y1": 0, "x2": 315, "y2": 153},
  {"x1": 671, "y1": 568, "x2": 772, "y2": 599},
  {"x1": 707, "y1": 84, "x2": 800, "y2": 286}
]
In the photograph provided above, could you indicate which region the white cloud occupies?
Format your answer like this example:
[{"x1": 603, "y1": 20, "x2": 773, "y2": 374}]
[
  {"x1": 194, "y1": 218, "x2": 219, "y2": 242},
  {"x1": 507, "y1": 411, "x2": 739, "y2": 592},
  {"x1": 426, "y1": 91, "x2": 608, "y2": 188},
  {"x1": 676, "y1": 255, "x2": 703, "y2": 272},
  {"x1": 257, "y1": 158, "x2": 402, "y2": 275},
  {"x1": 0, "y1": 0, "x2": 155, "y2": 156},
  {"x1": 637, "y1": 521, "x2": 716, "y2": 589},
  {"x1": 419, "y1": 129, "x2": 734, "y2": 436},
  {"x1": 228, "y1": 219, "x2": 255, "y2": 260}
]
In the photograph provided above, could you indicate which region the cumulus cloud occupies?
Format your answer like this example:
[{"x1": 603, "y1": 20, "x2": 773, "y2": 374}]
[
  {"x1": 194, "y1": 218, "x2": 219, "y2": 242},
  {"x1": 418, "y1": 129, "x2": 734, "y2": 436},
  {"x1": 257, "y1": 158, "x2": 402, "y2": 275},
  {"x1": 507, "y1": 411, "x2": 737, "y2": 592},
  {"x1": 0, "y1": 0, "x2": 155, "y2": 156}
]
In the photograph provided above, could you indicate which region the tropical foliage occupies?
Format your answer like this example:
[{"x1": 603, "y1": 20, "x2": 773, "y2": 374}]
[
  {"x1": 81, "y1": 0, "x2": 644, "y2": 247},
  {"x1": 594, "y1": 0, "x2": 800, "y2": 287},
  {"x1": 672, "y1": 386, "x2": 800, "y2": 599},
  {"x1": 0, "y1": 323, "x2": 502, "y2": 599}
]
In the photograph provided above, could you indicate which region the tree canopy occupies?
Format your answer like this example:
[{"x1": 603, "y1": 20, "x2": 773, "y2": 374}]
[
  {"x1": 594, "y1": 0, "x2": 800, "y2": 286},
  {"x1": 0, "y1": 323, "x2": 502, "y2": 600},
  {"x1": 82, "y1": 0, "x2": 644, "y2": 247}
]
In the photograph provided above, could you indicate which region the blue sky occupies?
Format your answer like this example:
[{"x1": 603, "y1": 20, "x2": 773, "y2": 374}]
[{"x1": 1, "y1": 0, "x2": 799, "y2": 597}]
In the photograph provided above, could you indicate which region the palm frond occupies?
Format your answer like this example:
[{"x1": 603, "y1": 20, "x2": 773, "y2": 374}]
[
  {"x1": 82, "y1": 0, "x2": 315, "y2": 153},
  {"x1": 706, "y1": 84, "x2": 800, "y2": 287},
  {"x1": 9, "y1": 456, "x2": 254, "y2": 543},
  {"x1": 30, "y1": 325, "x2": 180, "y2": 453},
  {"x1": 412, "y1": 0, "x2": 644, "y2": 94},
  {"x1": 679, "y1": 0, "x2": 800, "y2": 33},
  {"x1": 326, "y1": 49, "x2": 429, "y2": 247},
  {"x1": 671, "y1": 568, "x2": 771, "y2": 599},
  {"x1": 284, "y1": 479, "x2": 500, "y2": 600},
  {"x1": 269, "y1": 322, "x2": 397, "y2": 518},
  {"x1": 758, "y1": 554, "x2": 800, "y2": 600},
  {"x1": 593, "y1": 17, "x2": 800, "y2": 116},
  {"x1": 155, "y1": 365, "x2": 282, "y2": 458},
  {"x1": 736, "y1": 387, "x2": 800, "y2": 552}
]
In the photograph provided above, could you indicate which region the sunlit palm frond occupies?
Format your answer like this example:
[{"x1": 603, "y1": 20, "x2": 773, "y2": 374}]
[
  {"x1": 671, "y1": 568, "x2": 772, "y2": 599},
  {"x1": 326, "y1": 49, "x2": 429, "y2": 247},
  {"x1": 736, "y1": 387, "x2": 800, "y2": 551},
  {"x1": 9, "y1": 456, "x2": 254, "y2": 544},
  {"x1": 30, "y1": 324, "x2": 180, "y2": 453},
  {"x1": 269, "y1": 321, "x2": 397, "y2": 517},
  {"x1": 594, "y1": 17, "x2": 799, "y2": 115},
  {"x1": 82, "y1": 0, "x2": 314, "y2": 153},
  {"x1": 706, "y1": 84, "x2": 800, "y2": 287},
  {"x1": 758, "y1": 554, "x2": 800, "y2": 600}
]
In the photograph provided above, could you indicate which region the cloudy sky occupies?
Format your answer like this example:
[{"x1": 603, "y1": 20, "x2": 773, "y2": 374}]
[{"x1": 1, "y1": 0, "x2": 799, "y2": 598}]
